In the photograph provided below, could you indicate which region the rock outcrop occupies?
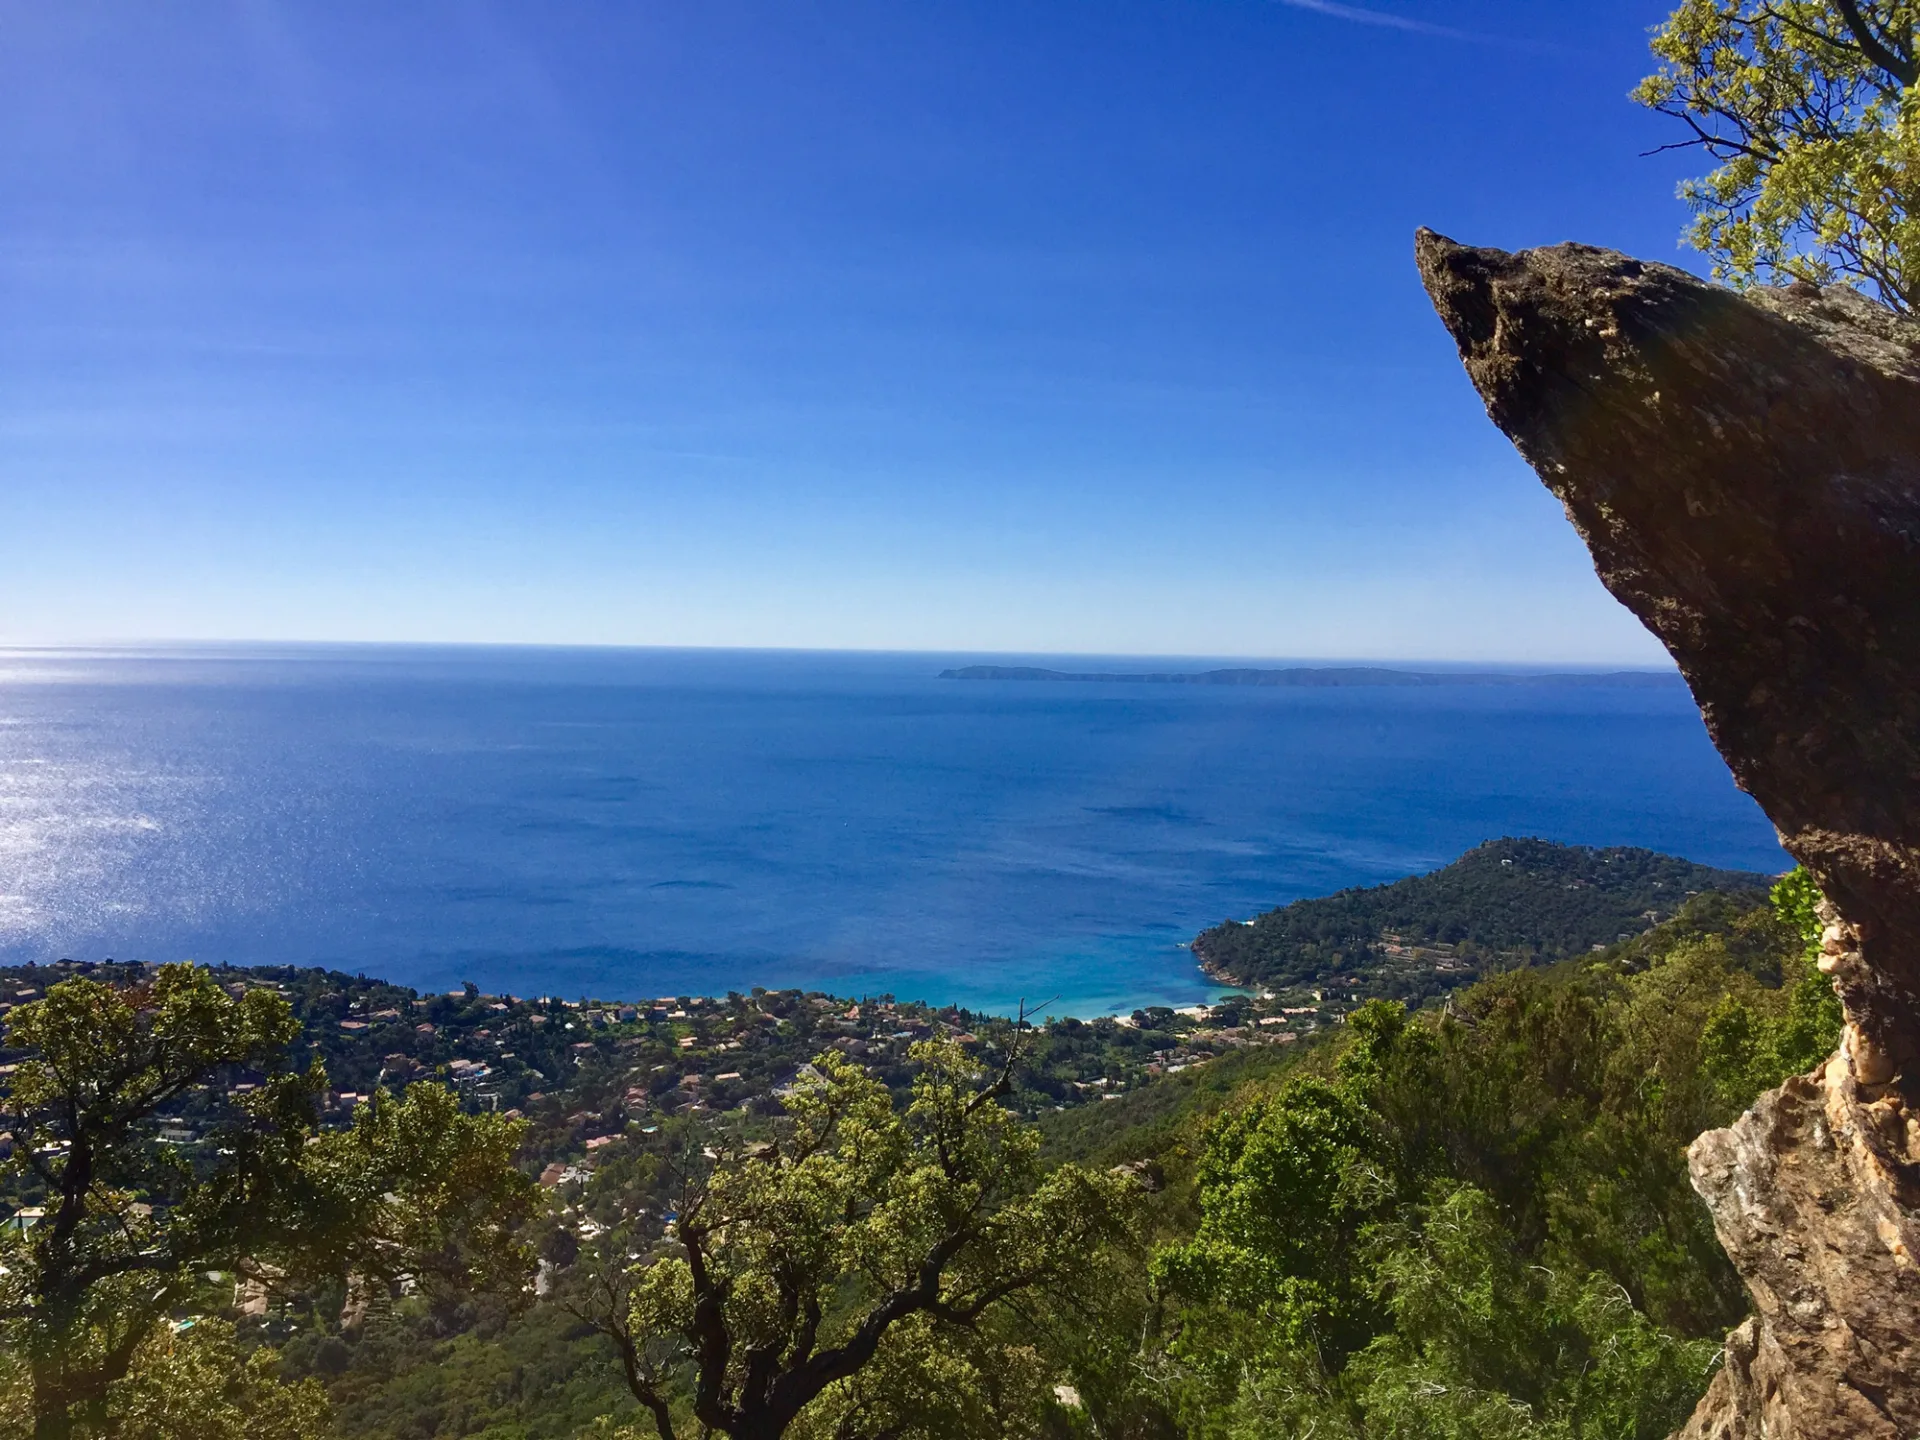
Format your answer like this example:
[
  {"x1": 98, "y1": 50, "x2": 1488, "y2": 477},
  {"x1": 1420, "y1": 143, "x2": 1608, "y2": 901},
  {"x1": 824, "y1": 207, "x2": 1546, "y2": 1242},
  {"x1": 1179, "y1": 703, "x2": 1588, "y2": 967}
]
[{"x1": 1415, "y1": 232, "x2": 1920, "y2": 1438}]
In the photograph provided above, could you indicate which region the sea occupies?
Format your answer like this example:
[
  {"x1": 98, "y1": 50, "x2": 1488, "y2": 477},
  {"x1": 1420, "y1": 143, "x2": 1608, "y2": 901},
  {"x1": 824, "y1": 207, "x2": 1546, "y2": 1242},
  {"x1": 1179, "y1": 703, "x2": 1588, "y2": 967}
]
[{"x1": 0, "y1": 645, "x2": 1785, "y2": 1018}]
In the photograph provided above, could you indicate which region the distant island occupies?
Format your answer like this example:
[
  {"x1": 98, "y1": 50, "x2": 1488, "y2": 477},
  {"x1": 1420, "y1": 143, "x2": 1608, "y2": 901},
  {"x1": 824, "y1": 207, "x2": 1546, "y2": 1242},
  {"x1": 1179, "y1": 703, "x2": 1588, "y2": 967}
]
[{"x1": 938, "y1": 664, "x2": 1684, "y2": 687}]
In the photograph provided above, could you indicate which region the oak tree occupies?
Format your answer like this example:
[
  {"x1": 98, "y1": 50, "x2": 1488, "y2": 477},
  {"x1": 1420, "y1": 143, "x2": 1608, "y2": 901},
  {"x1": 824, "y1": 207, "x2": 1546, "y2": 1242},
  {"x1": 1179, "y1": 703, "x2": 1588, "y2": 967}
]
[
  {"x1": 574, "y1": 1043, "x2": 1142, "y2": 1440},
  {"x1": 0, "y1": 964, "x2": 537, "y2": 1440}
]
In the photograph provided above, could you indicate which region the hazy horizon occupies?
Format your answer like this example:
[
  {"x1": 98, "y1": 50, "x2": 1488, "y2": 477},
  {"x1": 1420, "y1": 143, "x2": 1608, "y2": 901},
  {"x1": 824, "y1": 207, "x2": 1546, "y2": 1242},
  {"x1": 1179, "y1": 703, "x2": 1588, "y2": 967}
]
[{"x1": 0, "y1": 638, "x2": 1683, "y2": 672}]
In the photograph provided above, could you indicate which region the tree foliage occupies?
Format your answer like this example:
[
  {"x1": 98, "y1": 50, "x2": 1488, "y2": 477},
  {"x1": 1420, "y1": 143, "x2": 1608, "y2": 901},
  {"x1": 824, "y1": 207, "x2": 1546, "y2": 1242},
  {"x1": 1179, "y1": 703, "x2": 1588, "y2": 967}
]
[
  {"x1": 576, "y1": 1042, "x2": 1143, "y2": 1440},
  {"x1": 19, "y1": 1319, "x2": 330, "y2": 1440},
  {"x1": 0, "y1": 964, "x2": 537, "y2": 1440},
  {"x1": 2, "y1": 1319, "x2": 331, "y2": 1440},
  {"x1": 1695, "y1": 868, "x2": 1844, "y2": 1108},
  {"x1": 1638, "y1": 0, "x2": 1919, "y2": 309},
  {"x1": 1151, "y1": 1076, "x2": 1387, "y2": 1367},
  {"x1": 1153, "y1": 881, "x2": 1841, "y2": 1439},
  {"x1": 0, "y1": 881, "x2": 1843, "y2": 1439}
]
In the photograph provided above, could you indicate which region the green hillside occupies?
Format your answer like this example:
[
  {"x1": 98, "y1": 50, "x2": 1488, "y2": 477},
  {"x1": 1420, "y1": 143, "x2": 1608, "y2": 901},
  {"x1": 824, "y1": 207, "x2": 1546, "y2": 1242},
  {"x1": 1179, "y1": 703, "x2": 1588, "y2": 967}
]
[
  {"x1": 2, "y1": 870, "x2": 1834, "y2": 1440},
  {"x1": 1193, "y1": 837, "x2": 1772, "y2": 991}
]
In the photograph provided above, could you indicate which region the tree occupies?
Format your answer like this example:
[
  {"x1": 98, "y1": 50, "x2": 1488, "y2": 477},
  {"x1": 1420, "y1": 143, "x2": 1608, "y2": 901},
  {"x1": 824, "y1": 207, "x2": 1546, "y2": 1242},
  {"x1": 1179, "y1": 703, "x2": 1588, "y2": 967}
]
[
  {"x1": 1697, "y1": 867, "x2": 1845, "y2": 1107},
  {"x1": 1151, "y1": 1074, "x2": 1390, "y2": 1371},
  {"x1": 1637, "y1": 1, "x2": 1919, "y2": 309},
  {"x1": 0, "y1": 964, "x2": 538, "y2": 1440},
  {"x1": 571, "y1": 1043, "x2": 1142, "y2": 1440},
  {"x1": 1150, "y1": 889, "x2": 1827, "y2": 1440},
  {"x1": 1, "y1": 1319, "x2": 332, "y2": 1440},
  {"x1": 1344, "y1": 1184, "x2": 1718, "y2": 1440},
  {"x1": 0, "y1": 1318, "x2": 332, "y2": 1440}
]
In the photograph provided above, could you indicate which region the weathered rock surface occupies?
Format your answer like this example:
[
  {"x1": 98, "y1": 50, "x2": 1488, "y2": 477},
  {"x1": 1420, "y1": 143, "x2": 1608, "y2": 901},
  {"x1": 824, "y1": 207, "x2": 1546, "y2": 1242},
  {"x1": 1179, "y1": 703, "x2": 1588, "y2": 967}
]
[
  {"x1": 1673, "y1": 1058, "x2": 1920, "y2": 1438},
  {"x1": 1415, "y1": 231, "x2": 1920, "y2": 1438}
]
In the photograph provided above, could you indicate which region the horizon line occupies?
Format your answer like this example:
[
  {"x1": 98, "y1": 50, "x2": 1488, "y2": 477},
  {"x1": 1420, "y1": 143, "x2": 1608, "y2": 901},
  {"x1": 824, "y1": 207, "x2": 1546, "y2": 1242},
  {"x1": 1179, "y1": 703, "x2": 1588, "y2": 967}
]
[{"x1": 0, "y1": 636, "x2": 1682, "y2": 673}]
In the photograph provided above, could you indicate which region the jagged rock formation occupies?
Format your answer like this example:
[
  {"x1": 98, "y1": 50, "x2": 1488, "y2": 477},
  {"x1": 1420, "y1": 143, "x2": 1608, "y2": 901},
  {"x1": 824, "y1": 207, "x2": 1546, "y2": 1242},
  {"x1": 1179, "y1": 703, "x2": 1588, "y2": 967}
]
[
  {"x1": 1674, "y1": 1056, "x2": 1920, "y2": 1439},
  {"x1": 1415, "y1": 232, "x2": 1920, "y2": 1439}
]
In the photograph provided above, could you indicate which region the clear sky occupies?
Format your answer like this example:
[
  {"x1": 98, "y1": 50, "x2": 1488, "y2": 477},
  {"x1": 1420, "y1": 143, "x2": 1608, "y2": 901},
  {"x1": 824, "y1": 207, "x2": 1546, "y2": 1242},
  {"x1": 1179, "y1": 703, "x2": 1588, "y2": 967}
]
[{"x1": 2, "y1": 2, "x2": 1714, "y2": 662}]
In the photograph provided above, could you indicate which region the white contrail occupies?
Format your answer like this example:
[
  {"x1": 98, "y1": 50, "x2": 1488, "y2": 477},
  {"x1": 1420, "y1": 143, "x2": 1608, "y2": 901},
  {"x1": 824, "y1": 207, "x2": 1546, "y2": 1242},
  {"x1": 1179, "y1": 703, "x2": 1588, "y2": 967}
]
[{"x1": 1273, "y1": 0, "x2": 1525, "y2": 46}]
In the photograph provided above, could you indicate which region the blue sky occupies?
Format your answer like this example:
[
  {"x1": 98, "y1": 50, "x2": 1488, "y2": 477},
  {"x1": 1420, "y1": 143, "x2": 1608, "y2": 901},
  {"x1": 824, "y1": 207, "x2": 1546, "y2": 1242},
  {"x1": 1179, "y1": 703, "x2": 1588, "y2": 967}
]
[{"x1": 2, "y1": 2, "x2": 1712, "y2": 662}]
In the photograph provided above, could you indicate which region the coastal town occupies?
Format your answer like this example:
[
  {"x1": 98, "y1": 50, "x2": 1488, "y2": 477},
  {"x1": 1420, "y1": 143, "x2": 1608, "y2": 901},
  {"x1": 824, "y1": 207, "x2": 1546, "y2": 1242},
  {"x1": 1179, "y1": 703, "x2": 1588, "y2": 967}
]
[
  {"x1": 0, "y1": 868, "x2": 1819, "y2": 1438},
  {"x1": 0, "y1": 955, "x2": 1347, "y2": 1225},
  {"x1": 3, "y1": 840, "x2": 1753, "y2": 1250}
]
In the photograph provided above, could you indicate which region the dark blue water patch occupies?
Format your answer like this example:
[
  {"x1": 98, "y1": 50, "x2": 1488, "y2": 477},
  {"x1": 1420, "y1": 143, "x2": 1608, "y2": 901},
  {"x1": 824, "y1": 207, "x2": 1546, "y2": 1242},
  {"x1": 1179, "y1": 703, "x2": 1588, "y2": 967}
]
[
  {"x1": 0, "y1": 645, "x2": 1784, "y2": 1015},
  {"x1": 1084, "y1": 803, "x2": 1197, "y2": 822}
]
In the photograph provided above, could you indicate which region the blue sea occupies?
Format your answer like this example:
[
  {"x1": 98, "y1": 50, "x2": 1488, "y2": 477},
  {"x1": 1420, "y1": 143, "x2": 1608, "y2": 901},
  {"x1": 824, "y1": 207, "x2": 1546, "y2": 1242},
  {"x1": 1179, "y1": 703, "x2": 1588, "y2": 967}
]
[{"x1": 0, "y1": 645, "x2": 1783, "y2": 1017}]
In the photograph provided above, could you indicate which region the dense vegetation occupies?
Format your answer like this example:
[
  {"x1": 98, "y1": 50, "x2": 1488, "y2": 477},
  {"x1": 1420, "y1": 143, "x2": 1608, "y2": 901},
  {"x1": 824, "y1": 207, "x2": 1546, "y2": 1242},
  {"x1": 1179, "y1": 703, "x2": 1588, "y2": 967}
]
[
  {"x1": 0, "y1": 857, "x2": 1842, "y2": 1439},
  {"x1": 579, "y1": 1045, "x2": 1141, "y2": 1440},
  {"x1": 1192, "y1": 837, "x2": 1768, "y2": 994},
  {"x1": 1141, "y1": 876, "x2": 1839, "y2": 1438},
  {"x1": 0, "y1": 966, "x2": 535, "y2": 1440},
  {"x1": 1638, "y1": 0, "x2": 1917, "y2": 311}
]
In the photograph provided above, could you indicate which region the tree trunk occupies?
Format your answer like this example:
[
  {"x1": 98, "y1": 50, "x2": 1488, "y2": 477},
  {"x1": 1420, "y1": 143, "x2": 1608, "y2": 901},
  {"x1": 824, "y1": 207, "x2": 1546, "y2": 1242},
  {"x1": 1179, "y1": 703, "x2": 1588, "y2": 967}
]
[{"x1": 30, "y1": 1365, "x2": 73, "y2": 1440}]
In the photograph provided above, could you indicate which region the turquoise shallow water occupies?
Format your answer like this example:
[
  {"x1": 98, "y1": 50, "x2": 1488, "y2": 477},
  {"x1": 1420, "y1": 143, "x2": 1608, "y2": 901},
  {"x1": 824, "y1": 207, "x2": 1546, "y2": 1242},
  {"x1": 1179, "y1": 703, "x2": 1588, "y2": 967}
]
[{"x1": 0, "y1": 645, "x2": 1783, "y2": 1016}]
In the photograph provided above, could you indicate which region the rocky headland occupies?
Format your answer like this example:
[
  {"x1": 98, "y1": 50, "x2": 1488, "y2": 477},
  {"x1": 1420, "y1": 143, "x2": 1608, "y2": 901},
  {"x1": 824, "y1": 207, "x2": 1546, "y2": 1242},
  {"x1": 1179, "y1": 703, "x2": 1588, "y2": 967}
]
[
  {"x1": 1192, "y1": 836, "x2": 1767, "y2": 995},
  {"x1": 1417, "y1": 230, "x2": 1920, "y2": 1439}
]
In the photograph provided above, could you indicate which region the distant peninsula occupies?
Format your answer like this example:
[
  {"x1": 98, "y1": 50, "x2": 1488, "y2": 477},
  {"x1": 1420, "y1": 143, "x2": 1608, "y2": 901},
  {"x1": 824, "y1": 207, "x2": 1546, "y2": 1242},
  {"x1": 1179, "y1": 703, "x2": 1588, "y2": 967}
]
[
  {"x1": 1191, "y1": 836, "x2": 1771, "y2": 993},
  {"x1": 938, "y1": 664, "x2": 1682, "y2": 687}
]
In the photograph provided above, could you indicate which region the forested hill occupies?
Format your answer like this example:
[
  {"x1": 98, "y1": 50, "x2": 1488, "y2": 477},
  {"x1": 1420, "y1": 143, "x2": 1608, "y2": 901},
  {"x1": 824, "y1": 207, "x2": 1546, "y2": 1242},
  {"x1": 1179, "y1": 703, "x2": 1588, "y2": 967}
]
[{"x1": 1194, "y1": 837, "x2": 1773, "y2": 989}]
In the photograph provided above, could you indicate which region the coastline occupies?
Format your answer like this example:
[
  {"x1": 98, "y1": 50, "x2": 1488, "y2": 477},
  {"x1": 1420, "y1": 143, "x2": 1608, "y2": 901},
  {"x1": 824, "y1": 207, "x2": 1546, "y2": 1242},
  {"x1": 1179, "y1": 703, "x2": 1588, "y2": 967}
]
[{"x1": 0, "y1": 648, "x2": 1785, "y2": 1014}]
